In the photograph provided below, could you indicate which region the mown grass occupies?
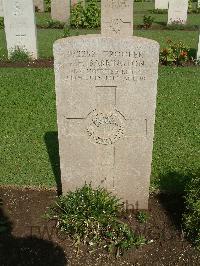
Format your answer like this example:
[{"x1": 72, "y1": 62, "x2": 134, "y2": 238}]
[
  {"x1": 0, "y1": 29, "x2": 199, "y2": 59},
  {"x1": 0, "y1": 67, "x2": 199, "y2": 188}
]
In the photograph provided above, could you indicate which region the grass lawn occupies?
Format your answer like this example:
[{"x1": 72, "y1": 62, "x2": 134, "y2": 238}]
[
  {"x1": 35, "y1": 3, "x2": 200, "y2": 27},
  {"x1": 0, "y1": 29, "x2": 199, "y2": 59},
  {"x1": 0, "y1": 67, "x2": 199, "y2": 190}
]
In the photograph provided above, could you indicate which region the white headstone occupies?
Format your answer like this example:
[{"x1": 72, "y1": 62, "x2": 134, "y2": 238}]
[
  {"x1": 3, "y1": 0, "x2": 38, "y2": 59},
  {"x1": 101, "y1": 0, "x2": 133, "y2": 37},
  {"x1": 0, "y1": 0, "x2": 4, "y2": 17},
  {"x1": 155, "y1": 0, "x2": 168, "y2": 9},
  {"x1": 198, "y1": 0, "x2": 200, "y2": 8},
  {"x1": 168, "y1": 0, "x2": 188, "y2": 25},
  {"x1": 197, "y1": 34, "x2": 200, "y2": 60},
  {"x1": 33, "y1": 0, "x2": 45, "y2": 12},
  {"x1": 54, "y1": 0, "x2": 159, "y2": 209},
  {"x1": 51, "y1": 0, "x2": 70, "y2": 23}
]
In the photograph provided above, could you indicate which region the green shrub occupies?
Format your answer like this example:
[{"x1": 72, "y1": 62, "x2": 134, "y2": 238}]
[
  {"x1": 9, "y1": 47, "x2": 31, "y2": 62},
  {"x1": 46, "y1": 19, "x2": 64, "y2": 28},
  {"x1": 83, "y1": 0, "x2": 101, "y2": 28},
  {"x1": 63, "y1": 24, "x2": 71, "y2": 37},
  {"x1": 188, "y1": 0, "x2": 193, "y2": 13},
  {"x1": 183, "y1": 174, "x2": 200, "y2": 248},
  {"x1": 0, "y1": 17, "x2": 4, "y2": 29},
  {"x1": 160, "y1": 40, "x2": 190, "y2": 65},
  {"x1": 47, "y1": 184, "x2": 145, "y2": 256},
  {"x1": 70, "y1": 0, "x2": 100, "y2": 29},
  {"x1": 70, "y1": 2, "x2": 85, "y2": 28},
  {"x1": 143, "y1": 15, "x2": 154, "y2": 29},
  {"x1": 44, "y1": 0, "x2": 51, "y2": 12}
]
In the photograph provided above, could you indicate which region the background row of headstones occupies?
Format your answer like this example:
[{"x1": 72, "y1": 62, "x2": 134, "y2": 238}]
[
  {"x1": 1, "y1": 0, "x2": 199, "y2": 24},
  {"x1": 156, "y1": 0, "x2": 200, "y2": 9},
  {"x1": 1, "y1": 0, "x2": 200, "y2": 60}
]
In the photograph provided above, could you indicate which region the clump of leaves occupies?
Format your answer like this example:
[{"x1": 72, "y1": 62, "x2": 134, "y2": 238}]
[
  {"x1": 0, "y1": 17, "x2": 4, "y2": 29},
  {"x1": 143, "y1": 15, "x2": 154, "y2": 29},
  {"x1": 47, "y1": 184, "x2": 145, "y2": 256},
  {"x1": 63, "y1": 24, "x2": 71, "y2": 37},
  {"x1": 70, "y1": 0, "x2": 100, "y2": 29},
  {"x1": 44, "y1": 0, "x2": 51, "y2": 12},
  {"x1": 160, "y1": 39, "x2": 190, "y2": 66},
  {"x1": 136, "y1": 211, "x2": 150, "y2": 224},
  {"x1": 183, "y1": 173, "x2": 200, "y2": 249},
  {"x1": 151, "y1": 9, "x2": 167, "y2": 14},
  {"x1": 46, "y1": 19, "x2": 64, "y2": 29},
  {"x1": 9, "y1": 47, "x2": 31, "y2": 62}
]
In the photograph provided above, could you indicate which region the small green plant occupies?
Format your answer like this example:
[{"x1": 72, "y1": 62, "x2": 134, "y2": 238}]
[
  {"x1": 63, "y1": 24, "x2": 71, "y2": 37},
  {"x1": 188, "y1": 0, "x2": 193, "y2": 13},
  {"x1": 160, "y1": 40, "x2": 190, "y2": 66},
  {"x1": 136, "y1": 211, "x2": 150, "y2": 224},
  {"x1": 0, "y1": 17, "x2": 4, "y2": 29},
  {"x1": 151, "y1": 9, "x2": 167, "y2": 14},
  {"x1": 46, "y1": 19, "x2": 64, "y2": 29},
  {"x1": 44, "y1": 0, "x2": 51, "y2": 12},
  {"x1": 143, "y1": 15, "x2": 154, "y2": 29},
  {"x1": 70, "y1": 0, "x2": 100, "y2": 29},
  {"x1": 9, "y1": 47, "x2": 31, "y2": 62},
  {"x1": 47, "y1": 184, "x2": 145, "y2": 256},
  {"x1": 183, "y1": 173, "x2": 200, "y2": 249}
]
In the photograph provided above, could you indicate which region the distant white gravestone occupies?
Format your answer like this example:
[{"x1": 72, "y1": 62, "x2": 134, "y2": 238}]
[
  {"x1": 198, "y1": 0, "x2": 200, "y2": 8},
  {"x1": 51, "y1": 0, "x2": 70, "y2": 22},
  {"x1": 54, "y1": 0, "x2": 159, "y2": 209},
  {"x1": 0, "y1": 0, "x2": 3, "y2": 17},
  {"x1": 168, "y1": 0, "x2": 188, "y2": 24},
  {"x1": 71, "y1": 0, "x2": 85, "y2": 6},
  {"x1": 197, "y1": 34, "x2": 200, "y2": 60},
  {"x1": 101, "y1": 0, "x2": 133, "y2": 36},
  {"x1": 33, "y1": 0, "x2": 45, "y2": 12},
  {"x1": 3, "y1": 0, "x2": 38, "y2": 59},
  {"x1": 155, "y1": 0, "x2": 168, "y2": 9}
]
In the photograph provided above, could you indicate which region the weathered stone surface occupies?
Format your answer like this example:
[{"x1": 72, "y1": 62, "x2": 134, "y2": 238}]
[
  {"x1": 197, "y1": 34, "x2": 200, "y2": 60},
  {"x1": 54, "y1": 35, "x2": 159, "y2": 209},
  {"x1": 168, "y1": 0, "x2": 188, "y2": 24},
  {"x1": 33, "y1": 0, "x2": 45, "y2": 12},
  {"x1": 0, "y1": 0, "x2": 4, "y2": 17},
  {"x1": 101, "y1": 0, "x2": 133, "y2": 37},
  {"x1": 51, "y1": 0, "x2": 70, "y2": 22},
  {"x1": 3, "y1": 0, "x2": 37, "y2": 59},
  {"x1": 155, "y1": 0, "x2": 168, "y2": 9}
]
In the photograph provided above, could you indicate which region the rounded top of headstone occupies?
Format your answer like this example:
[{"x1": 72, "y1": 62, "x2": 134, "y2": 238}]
[{"x1": 53, "y1": 35, "x2": 160, "y2": 50}]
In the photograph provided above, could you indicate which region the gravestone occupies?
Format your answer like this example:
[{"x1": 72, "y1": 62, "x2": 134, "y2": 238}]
[
  {"x1": 101, "y1": 0, "x2": 133, "y2": 36},
  {"x1": 3, "y1": 0, "x2": 37, "y2": 59},
  {"x1": 54, "y1": 0, "x2": 159, "y2": 209},
  {"x1": 197, "y1": 34, "x2": 200, "y2": 60},
  {"x1": 155, "y1": 0, "x2": 168, "y2": 9},
  {"x1": 33, "y1": 0, "x2": 45, "y2": 12},
  {"x1": 0, "y1": 0, "x2": 3, "y2": 17},
  {"x1": 51, "y1": 0, "x2": 70, "y2": 22},
  {"x1": 168, "y1": 0, "x2": 188, "y2": 24},
  {"x1": 198, "y1": 0, "x2": 200, "y2": 8}
]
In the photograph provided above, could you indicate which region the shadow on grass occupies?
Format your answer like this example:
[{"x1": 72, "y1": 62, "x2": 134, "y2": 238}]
[
  {"x1": 155, "y1": 170, "x2": 199, "y2": 232},
  {"x1": 44, "y1": 132, "x2": 62, "y2": 196},
  {"x1": 0, "y1": 198, "x2": 67, "y2": 265}
]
